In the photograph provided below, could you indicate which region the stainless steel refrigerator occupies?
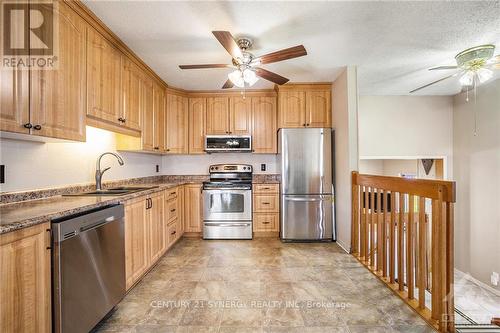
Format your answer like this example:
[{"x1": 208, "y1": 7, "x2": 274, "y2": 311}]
[{"x1": 278, "y1": 128, "x2": 335, "y2": 241}]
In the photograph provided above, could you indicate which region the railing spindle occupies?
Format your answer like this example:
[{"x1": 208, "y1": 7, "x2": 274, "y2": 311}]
[
  {"x1": 407, "y1": 194, "x2": 415, "y2": 299},
  {"x1": 382, "y1": 190, "x2": 388, "y2": 277},
  {"x1": 398, "y1": 193, "x2": 405, "y2": 291},
  {"x1": 418, "y1": 196, "x2": 427, "y2": 310},
  {"x1": 390, "y1": 192, "x2": 396, "y2": 284},
  {"x1": 376, "y1": 189, "x2": 382, "y2": 272},
  {"x1": 370, "y1": 187, "x2": 376, "y2": 267},
  {"x1": 363, "y1": 187, "x2": 369, "y2": 262}
]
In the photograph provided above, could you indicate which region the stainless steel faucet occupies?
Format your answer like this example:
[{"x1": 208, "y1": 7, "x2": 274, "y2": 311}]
[{"x1": 95, "y1": 152, "x2": 124, "y2": 190}]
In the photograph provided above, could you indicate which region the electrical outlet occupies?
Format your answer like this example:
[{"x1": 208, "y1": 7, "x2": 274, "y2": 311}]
[
  {"x1": 261, "y1": 164, "x2": 266, "y2": 171},
  {"x1": 156, "y1": 165, "x2": 160, "y2": 173},
  {"x1": 491, "y1": 272, "x2": 499, "y2": 286}
]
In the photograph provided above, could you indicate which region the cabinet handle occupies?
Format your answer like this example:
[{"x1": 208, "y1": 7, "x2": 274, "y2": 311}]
[
  {"x1": 33, "y1": 125, "x2": 42, "y2": 130},
  {"x1": 171, "y1": 231, "x2": 176, "y2": 235},
  {"x1": 262, "y1": 187, "x2": 270, "y2": 190},
  {"x1": 122, "y1": 118, "x2": 126, "y2": 123},
  {"x1": 166, "y1": 149, "x2": 170, "y2": 152},
  {"x1": 302, "y1": 123, "x2": 306, "y2": 127},
  {"x1": 23, "y1": 123, "x2": 33, "y2": 129},
  {"x1": 262, "y1": 221, "x2": 270, "y2": 224},
  {"x1": 154, "y1": 147, "x2": 159, "y2": 150},
  {"x1": 262, "y1": 202, "x2": 270, "y2": 205},
  {"x1": 118, "y1": 117, "x2": 123, "y2": 122},
  {"x1": 306, "y1": 123, "x2": 310, "y2": 126},
  {"x1": 46, "y1": 229, "x2": 52, "y2": 250},
  {"x1": 170, "y1": 208, "x2": 176, "y2": 212},
  {"x1": 170, "y1": 192, "x2": 176, "y2": 196},
  {"x1": 150, "y1": 198, "x2": 153, "y2": 208}
]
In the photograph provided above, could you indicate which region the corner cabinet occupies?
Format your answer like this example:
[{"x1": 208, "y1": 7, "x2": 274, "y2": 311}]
[
  {"x1": 0, "y1": 222, "x2": 51, "y2": 333},
  {"x1": 165, "y1": 92, "x2": 188, "y2": 154},
  {"x1": 188, "y1": 97, "x2": 206, "y2": 154},
  {"x1": 277, "y1": 84, "x2": 332, "y2": 129}
]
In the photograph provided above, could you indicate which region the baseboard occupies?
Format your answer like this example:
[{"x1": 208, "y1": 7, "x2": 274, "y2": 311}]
[
  {"x1": 455, "y1": 268, "x2": 500, "y2": 297},
  {"x1": 253, "y1": 231, "x2": 279, "y2": 238},
  {"x1": 183, "y1": 232, "x2": 202, "y2": 238},
  {"x1": 336, "y1": 239, "x2": 351, "y2": 254}
]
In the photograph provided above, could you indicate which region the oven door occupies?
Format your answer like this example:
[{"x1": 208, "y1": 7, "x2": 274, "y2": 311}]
[{"x1": 203, "y1": 189, "x2": 252, "y2": 221}]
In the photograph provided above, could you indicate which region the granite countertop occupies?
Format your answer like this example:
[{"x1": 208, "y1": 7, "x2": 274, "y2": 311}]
[
  {"x1": 0, "y1": 182, "x2": 183, "y2": 235},
  {"x1": 0, "y1": 175, "x2": 280, "y2": 235}
]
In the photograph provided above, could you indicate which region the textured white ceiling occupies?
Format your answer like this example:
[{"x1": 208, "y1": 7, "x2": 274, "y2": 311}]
[{"x1": 83, "y1": 1, "x2": 500, "y2": 95}]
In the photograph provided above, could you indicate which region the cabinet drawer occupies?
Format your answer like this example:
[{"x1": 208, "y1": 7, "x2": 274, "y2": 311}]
[
  {"x1": 253, "y1": 213, "x2": 279, "y2": 231},
  {"x1": 253, "y1": 183, "x2": 279, "y2": 194},
  {"x1": 165, "y1": 187, "x2": 178, "y2": 200},
  {"x1": 166, "y1": 198, "x2": 179, "y2": 222},
  {"x1": 253, "y1": 194, "x2": 279, "y2": 212},
  {"x1": 167, "y1": 222, "x2": 178, "y2": 245}
]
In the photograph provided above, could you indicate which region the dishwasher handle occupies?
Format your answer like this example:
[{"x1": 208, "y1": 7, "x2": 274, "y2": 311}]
[{"x1": 51, "y1": 204, "x2": 124, "y2": 243}]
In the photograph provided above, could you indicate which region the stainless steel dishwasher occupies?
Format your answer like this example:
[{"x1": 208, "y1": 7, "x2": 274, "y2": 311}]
[{"x1": 52, "y1": 204, "x2": 125, "y2": 333}]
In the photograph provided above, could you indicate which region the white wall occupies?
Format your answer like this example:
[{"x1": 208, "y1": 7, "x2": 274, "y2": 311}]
[
  {"x1": 332, "y1": 66, "x2": 359, "y2": 252},
  {"x1": 453, "y1": 78, "x2": 500, "y2": 291},
  {"x1": 162, "y1": 154, "x2": 278, "y2": 175},
  {"x1": 358, "y1": 95, "x2": 453, "y2": 177},
  {"x1": 0, "y1": 126, "x2": 162, "y2": 192}
]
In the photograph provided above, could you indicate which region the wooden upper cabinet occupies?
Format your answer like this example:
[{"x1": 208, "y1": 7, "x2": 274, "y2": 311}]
[
  {"x1": 306, "y1": 90, "x2": 331, "y2": 127},
  {"x1": 166, "y1": 93, "x2": 188, "y2": 154},
  {"x1": 0, "y1": 222, "x2": 51, "y2": 333},
  {"x1": 206, "y1": 97, "x2": 229, "y2": 135},
  {"x1": 0, "y1": 1, "x2": 28, "y2": 134},
  {"x1": 229, "y1": 96, "x2": 252, "y2": 135},
  {"x1": 86, "y1": 28, "x2": 122, "y2": 125},
  {"x1": 188, "y1": 97, "x2": 206, "y2": 154},
  {"x1": 0, "y1": 68, "x2": 29, "y2": 134},
  {"x1": 278, "y1": 91, "x2": 306, "y2": 128},
  {"x1": 278, "y1": 84, "x2": 332, "y2": 129},
  {"x1": 121, "y1": 58, "x2": 143, "y2": 131},
  {"x1": 30, "y1": 2, "x2": 86, "y2": 141},
  {"x1": 141, "y1": 77, "x2": 154, "y2": 151},
  {"x1": 252, "y1": 97, "x2": 277, "y2": 153},
  {"x1": 152, "y1": 82, "x2": 165, "y2": 152}
]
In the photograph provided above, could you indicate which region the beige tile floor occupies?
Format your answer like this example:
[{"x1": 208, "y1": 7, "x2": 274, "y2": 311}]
[{"x1": 93, "y1": 238, "x2": 435, "y2": 333}]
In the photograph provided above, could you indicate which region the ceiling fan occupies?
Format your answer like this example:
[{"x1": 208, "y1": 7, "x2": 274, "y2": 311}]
[
  {"x1": 410, "y1": 44, "x2": 500, "y2": 93},
  {"x1": 179, "y1": 31, "x2": 307, "y2": 89}
]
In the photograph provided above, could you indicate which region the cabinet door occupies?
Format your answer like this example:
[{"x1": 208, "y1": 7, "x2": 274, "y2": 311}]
[
  {"x1": 152, "y1": 82, "x2": 165, "y2": 152},
  {"x1": 122, "y1": 58, "x2": 142, "y2": 131},
  {"x1": 229, "y1": 96, "x2": 252, "y2": 135},
  {"x1": 86, "y1": 28, "x2": 122, "y2": 125},
  {"x1": 0, "y1": 2, "x2": 29, "y2": 134},
  {"x1": 30, "y1": 2, "x2": 86, "y2": 141},
  {"x1": 188, "y1": 97, "x2": 206, "y2": 154},
  {"x1": 306, "y1": 90, "x2": 331, "y2": 128},
  {"x1": 206, "y1": 97, "x2": 229, "y2": 134},
  {"x1": 177, "y1": 186, "x2": 185, "y2": 236},
  {"x1": 0, "y1": 223, "x2": 51, "y2": 333},
  {"x1": 148, "y1": 192, "x2": 165, "y2": 262},
  {"x1": 184, "y1": 184, "x2": 202, "y2": 233},
  {"x1": 278, "y1": 91, "x2": 305, "y2": 128},
  {"x1": 0, "y1": 69, "x2": 29, "y2": 134},
  {"x1": 124, "y1": 197, "x2": 149, "y2": 290},
  {"x1": 252, "y1": 97, "x2": 277, "y2": 153},
  {"x1": 141, "y1": 78, "x2": 154, "y2": 151},
  {"x1": 166, "y1": 93, "x2": 188, "y2": 154}
]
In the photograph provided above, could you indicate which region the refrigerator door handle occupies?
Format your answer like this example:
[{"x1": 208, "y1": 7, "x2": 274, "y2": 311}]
[{"x1": 284, "y1": 196, "x2": 332, "y2": 202}]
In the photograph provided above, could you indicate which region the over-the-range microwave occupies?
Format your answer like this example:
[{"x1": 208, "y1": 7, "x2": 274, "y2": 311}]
[{"x1": 205, "y1": 135, "x2": 252, "y2": 153}]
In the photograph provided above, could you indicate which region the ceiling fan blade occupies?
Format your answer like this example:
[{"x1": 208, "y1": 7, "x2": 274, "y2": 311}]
[
  {"x1": 409, "y1": 71, "x2": 462, "y2": 94},
  {"x1": 428, "y1": 65, "x2": 458, "y2": 71},
  {"x1": 212, "y1": 31, "x2": 243, "y2": 60},
  {"x1": 179, "y1": 64, "x2": 232, "y2": 69},
  {"x1": 255, "y1": 45, "x2": 307, "y2": 65},
  {"x1": 222, "y1": 79, "x2": 234, "y2": 89},
  {"x1": 254, "y1": 67, "x2": 289, "y2": 85}
]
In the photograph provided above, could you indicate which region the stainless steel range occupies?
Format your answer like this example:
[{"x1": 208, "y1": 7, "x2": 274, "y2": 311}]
[{"x1": 203, "y1": 164, "x2": 253, "y2": 239}]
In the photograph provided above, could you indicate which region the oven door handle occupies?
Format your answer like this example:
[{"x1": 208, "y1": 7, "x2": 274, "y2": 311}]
[
  {"x1": 203, "y1": 187, "x2": 251, "y2": 191},
  {"x1": 204, "y1": 222, "x2": 252, "y2": 227}
]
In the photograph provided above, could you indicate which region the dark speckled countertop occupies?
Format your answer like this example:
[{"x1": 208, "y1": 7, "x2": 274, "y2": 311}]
[{"x1": 0, "y1": 174, "x2": 280, "y2": 235}]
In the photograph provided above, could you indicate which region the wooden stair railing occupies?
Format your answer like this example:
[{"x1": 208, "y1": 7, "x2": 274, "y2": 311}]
[{"x1": 351, "y1": 171, "x2": 456, "y2": 333}]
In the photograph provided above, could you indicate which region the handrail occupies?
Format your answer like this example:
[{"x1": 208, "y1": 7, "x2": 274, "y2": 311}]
[{"x1": 351, "y1": 171, "x2": 456, "y2": 333}]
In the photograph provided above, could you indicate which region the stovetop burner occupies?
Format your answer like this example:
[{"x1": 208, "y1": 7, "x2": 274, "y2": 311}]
[{"x1": 204, "y1": 164, "x2": 253, "y2": 190}]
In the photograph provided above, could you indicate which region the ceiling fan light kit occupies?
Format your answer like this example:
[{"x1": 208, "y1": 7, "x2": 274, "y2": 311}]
[
  {"x1": 179, "y1": 31, "x2": 307, "y2": 89},
  {"x1": 410, "y1": 44, "x2": 499, "y2": 93}
]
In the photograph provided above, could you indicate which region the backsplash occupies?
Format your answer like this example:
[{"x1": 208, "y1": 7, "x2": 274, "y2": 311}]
[{"x1": 0, "y1": 174, "x2": 280, "y2": 204}]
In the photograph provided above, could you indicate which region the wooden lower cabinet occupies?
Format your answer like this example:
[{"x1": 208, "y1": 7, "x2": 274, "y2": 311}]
[
  {"x1": 0, "y1": 222, "x2": 51, "y2": 333},
  {"x1": 253, "y1": 184, "x2": 280, "y2": 234},
  {"x1": 184, "y1": 184, "x2": 203, "y2": 233},
  {"x1": 148, "y1": 191, "x2": 165, "y2": 263},
  {"x1": 124, "y1": 196, "x2": 149, "y2": 290}
]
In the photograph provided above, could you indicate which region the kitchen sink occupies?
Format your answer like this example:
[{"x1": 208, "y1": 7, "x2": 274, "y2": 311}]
[{"x1": 63, "y1": 186, "x2": 158, "y2": 197}]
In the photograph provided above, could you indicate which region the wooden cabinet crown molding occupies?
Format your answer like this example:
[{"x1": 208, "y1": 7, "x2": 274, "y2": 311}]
[{"x1": 275, "y1": 82, "x2": 333, "y2": 92}]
